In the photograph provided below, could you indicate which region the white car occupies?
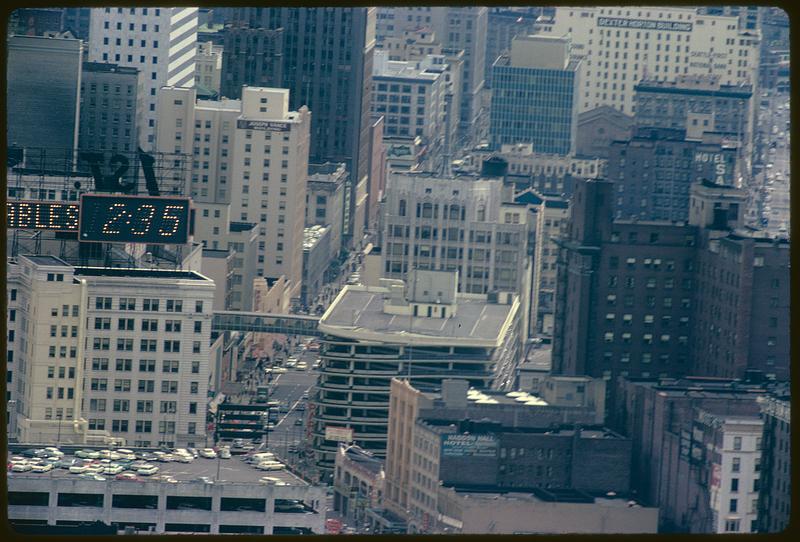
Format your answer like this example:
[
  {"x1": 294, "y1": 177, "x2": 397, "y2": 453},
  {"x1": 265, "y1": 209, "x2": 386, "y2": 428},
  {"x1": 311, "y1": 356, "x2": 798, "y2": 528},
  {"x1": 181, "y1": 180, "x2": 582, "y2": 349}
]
[
  {"x1": 296, "y1": 362, "x2": 308, "y2": 370},
  {"x1": 174, "y1": 454, "x2": 193, "y2": 463},
  {"x1": 137, "y1": 465, "x2": 159, "y2": 476},
  {"x1": 69, "y1": 465, "x2": 88, "y2": 474},
  {"x1": 156, "y1": 453, "x2": 175, "y2": 462},
  {"x1": 31, "y1": 463, "x2": 55, "y2": 473},
  {"x1": 199, "y1": 448, "x2": 217, "y2": 459},
  {"x1": 219, "y1": 448, "x2": 232, "y2": 459},
  {"x1": 115, "y1": 449, "x2": 136, "y2": 460},
  {"x1": 76, "y1": 449, "x2": 100, "y2": 459},
  {"x1": 256, "y1": 461, "x2": 285, "y2": 471},
  {"x1": 11, "y1": 462, "x2": 32, "y2": 472},
  {"x1": 44, "y1": 447, "x2": 64, "y2": 457},
  {"x1": 104, "y1": 465, "x2": 124, "y2": 475}
]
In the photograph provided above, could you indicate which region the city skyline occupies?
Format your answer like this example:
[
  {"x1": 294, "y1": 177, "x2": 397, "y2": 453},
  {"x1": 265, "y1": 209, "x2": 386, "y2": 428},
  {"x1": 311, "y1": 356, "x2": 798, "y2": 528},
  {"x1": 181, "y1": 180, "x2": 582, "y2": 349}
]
[{"x1": 5, "y1": 5, "x2": 790, "y2": 536}]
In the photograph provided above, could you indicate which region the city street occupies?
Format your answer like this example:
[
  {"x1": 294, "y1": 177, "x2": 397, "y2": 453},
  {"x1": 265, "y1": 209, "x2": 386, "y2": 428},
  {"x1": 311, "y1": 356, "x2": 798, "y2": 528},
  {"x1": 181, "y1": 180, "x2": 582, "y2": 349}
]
[{"x1": 753, "y1": 88, "x2": 791, "y2": 236}]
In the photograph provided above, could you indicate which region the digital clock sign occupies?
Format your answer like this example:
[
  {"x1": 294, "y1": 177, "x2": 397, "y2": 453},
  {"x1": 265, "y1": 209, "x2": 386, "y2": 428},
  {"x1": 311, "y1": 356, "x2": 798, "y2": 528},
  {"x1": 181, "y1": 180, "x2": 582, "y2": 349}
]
[
  {"x1": 7, "y1": 201, "x2": 81, "y2": 231},
  {"x1": 78, "y1": 194, "x2": 191, "y2": 244}
]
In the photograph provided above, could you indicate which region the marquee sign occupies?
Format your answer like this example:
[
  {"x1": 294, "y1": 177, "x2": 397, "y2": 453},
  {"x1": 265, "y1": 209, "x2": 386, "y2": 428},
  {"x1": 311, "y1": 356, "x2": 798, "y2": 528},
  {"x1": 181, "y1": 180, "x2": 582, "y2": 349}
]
[{"x1": 7, "y1": 201, "x2": 80, "y2": 232}]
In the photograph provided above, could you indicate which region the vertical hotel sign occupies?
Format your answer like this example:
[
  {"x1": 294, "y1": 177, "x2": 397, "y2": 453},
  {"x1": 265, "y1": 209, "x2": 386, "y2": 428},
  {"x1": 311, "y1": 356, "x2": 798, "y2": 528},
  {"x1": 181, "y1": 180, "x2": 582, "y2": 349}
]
[{"x1": 597, "y1": 17, "x2": 693, "y2": 32}]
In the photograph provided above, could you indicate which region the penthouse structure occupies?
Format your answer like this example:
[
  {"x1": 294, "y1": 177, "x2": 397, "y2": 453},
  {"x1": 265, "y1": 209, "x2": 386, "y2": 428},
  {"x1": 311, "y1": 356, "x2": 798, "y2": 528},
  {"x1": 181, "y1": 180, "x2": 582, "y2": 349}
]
[{"x1": 310, "y1": 270, "x2": 522, "y2": 476}]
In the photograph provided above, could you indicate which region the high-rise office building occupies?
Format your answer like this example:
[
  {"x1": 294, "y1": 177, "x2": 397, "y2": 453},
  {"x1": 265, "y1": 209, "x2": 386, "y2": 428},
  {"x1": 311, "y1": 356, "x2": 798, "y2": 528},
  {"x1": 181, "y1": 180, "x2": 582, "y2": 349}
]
[
  {"x1": 538, "y1": 7, "x2": 760, "y2": 115},
  {"x1": 689, "y1": 182, "x2": 790, "y2": 381},
  {"x1": 485, "y1": 8, "x2": 541, "y2": 88},
  {"x1": 7, "y1": 35, "x2": 83, "y2": 169},
  {"x1": 606, "y1": 127, "x2": 738, "y2": 221},
  {"x1": 490, "y1": 36, "x2": 580, "y2": 155},
  {"x1": 225, "y1": 7, "x2": 376, "y2": 248},
  {"x1": 87, "y1": 7, "x2": 199, "y2": 149},
  {"x1": 156, "y1": 85, "x2": 308, "y2": 303},
  {"x1": 78, "y1": 62, "x2": 141, "y2": 153},
  {"x1": 219, "y1": 25, "x2": 283, "y2": 99},
  {"x1": 372, "y1": 51, "x2": 448, "y2": 173},
  {"x1": 62, "y1": 7, "x2": 91, "y2": 39},
  {"x1": 552, "y1": 178, "x2": 697, "y2": 380},
  {"x1": 377, "y1": 7, "x2": 488, "y2": 148}
]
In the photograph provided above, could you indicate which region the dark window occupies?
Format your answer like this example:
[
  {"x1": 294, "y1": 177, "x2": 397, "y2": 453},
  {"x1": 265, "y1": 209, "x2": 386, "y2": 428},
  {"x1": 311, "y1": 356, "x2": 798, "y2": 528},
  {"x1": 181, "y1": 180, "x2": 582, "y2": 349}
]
[{"x1": 220, "y1": 497, "x2": 266, "y2": 512}]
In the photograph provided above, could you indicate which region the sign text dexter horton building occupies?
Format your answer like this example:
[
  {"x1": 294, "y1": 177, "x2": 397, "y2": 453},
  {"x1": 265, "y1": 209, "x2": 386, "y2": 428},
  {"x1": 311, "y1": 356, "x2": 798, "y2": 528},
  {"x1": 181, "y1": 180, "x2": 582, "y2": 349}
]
[{"x1": 538, "y1": 7, "x2": 759, "y2": 115}]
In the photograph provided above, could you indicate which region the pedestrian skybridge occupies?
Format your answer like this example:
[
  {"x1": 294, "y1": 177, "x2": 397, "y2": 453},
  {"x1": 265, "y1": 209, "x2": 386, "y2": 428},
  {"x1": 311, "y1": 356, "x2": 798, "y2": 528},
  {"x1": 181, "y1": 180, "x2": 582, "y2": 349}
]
[{"x1": 211, "y1": 311, "x2": 323, "y2": 337}]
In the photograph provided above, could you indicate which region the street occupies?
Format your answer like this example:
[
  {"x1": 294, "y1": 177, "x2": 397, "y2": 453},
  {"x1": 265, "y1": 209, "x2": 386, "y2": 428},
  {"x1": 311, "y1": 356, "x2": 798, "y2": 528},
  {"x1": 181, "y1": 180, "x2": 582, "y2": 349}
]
[{"x1": 751, "y1": 88, "x2": 790, "y2": 237}]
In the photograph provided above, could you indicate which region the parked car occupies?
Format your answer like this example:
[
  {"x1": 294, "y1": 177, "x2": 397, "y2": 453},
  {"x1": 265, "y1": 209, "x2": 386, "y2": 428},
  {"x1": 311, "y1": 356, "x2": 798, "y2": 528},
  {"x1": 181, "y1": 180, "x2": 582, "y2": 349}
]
[
  {"x1": 56, "y1": 458, "x2": 79, "y2": 469},
  {"x1": 137, "y1": 465, "x2": 159, "y2": 476},
  {"x1": 294, "y1": 419, "x2": 303, "y2": 426},
  {"x1": 69, "y1": 464, "x2": 88, "y2": 474},
  {"x1": 199, "y1": 448, "x2": 217, "y2": 459},
  {"x1": 219, "y1": 448, "x2": 232, "y2": 459},
  {"x1": 174, "y1": 454, "x2": 193, "y2": 464},
  {"x1": 104, "y1": 464, "x2": 124, "y2": 475},
  {"x1": 256, "y1": 461, "x2": 286, "y2": 471},
  {"x1": 115, "y1": 472, "x2": 140, "y2": 482},
  {"x1": 75, "y1": 449, "x2": 100, "y2": 459}
]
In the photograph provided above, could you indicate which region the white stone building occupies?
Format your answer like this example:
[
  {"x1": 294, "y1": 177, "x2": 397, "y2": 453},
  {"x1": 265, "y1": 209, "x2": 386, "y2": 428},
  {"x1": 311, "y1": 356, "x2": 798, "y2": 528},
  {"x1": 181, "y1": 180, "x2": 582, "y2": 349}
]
[
  {"x1": 87, "y1": 7, "x2": 199, "y2": 148},
  {"x1": 537, "y1": 6, "x2": 760, "y2": 115},
  {"x1": 195, "y1": 40, "x2": 223, "y2": 95}
]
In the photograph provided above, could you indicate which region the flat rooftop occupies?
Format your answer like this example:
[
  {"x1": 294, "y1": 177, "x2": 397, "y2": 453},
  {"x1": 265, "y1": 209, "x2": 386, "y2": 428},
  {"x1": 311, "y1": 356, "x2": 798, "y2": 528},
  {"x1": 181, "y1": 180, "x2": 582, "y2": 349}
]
[
  {"x1": 321, "y1": 287, "x2": 515, "y2": 342},
  {"x1": 21, "y1": 254, "x2": 70, "y2": 267},
  {"x1": 420, "y1": 419, "x2": 621, "y2": 439},
  {"x1": 8, "y1": 448, "x2": 307, "y2": 486},
  {"x1": 73, "y1": 267, "x2": 209, "y2": 280},
  {"x1": 446, "y1": 486, "x2": 643, "y2": 506}
]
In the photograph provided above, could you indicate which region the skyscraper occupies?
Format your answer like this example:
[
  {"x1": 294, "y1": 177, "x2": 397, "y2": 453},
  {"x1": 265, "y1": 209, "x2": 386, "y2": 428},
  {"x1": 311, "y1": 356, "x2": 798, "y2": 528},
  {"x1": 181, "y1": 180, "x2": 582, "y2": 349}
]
[
  {"x1": 6, "y1": 35, "x2": 82, "y2": 169},
  {"x1": 87, "y1": 7, "x2": 199, "y2": 149},
  {"x1": 225, "y1": 7, "x2": 377, "y2": 248},
  {"x1": 490, "y1": 35, "x2": 580, "y2": 154},
  {"x1": 79, "y1": 62, "x2": 141, "y2": 153}
]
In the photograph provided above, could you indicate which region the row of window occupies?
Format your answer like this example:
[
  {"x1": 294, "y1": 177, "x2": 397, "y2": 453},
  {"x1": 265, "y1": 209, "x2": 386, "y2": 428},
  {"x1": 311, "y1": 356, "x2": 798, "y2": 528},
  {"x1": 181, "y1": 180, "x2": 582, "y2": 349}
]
[
  {"x1": 88, "y1": 419, "x2": 191, "y2": 434},
  {"x1": 89, "y1": 378, "x2": 200, "y2": 394},
  {"x1": 90, "y1": 358, "x2": 200, "y2": 374},
  {"x1": 45, "y1": 387, "x2": 74, "y2": 400},
  {"x1": 94, "y1": 318, "x2": 202, "y2": 333},
  {"x1": 92, "y1": 338, "x2": 200, "y2": 353},
  {"x1": 88, "y1": 398, "x2": 198, "y2": 415},
  {"x1": 94, "y1": 298, "x2": 203, "y2": 313}
]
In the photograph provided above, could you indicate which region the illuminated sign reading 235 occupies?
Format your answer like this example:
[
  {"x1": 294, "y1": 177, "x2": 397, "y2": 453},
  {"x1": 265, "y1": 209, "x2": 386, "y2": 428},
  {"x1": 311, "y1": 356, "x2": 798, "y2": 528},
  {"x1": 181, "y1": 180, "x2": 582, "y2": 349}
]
[{"x1": 79, "y1": 195, "x2": 191, "y2": 244}]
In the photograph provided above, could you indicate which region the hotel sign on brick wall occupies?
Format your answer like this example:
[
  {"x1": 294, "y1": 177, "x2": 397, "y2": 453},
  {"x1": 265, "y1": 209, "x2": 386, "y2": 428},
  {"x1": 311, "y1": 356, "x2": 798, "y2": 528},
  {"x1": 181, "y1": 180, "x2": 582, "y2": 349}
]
[{"x1": 441, "y1": 434, "x2": 498, "y2": 458}]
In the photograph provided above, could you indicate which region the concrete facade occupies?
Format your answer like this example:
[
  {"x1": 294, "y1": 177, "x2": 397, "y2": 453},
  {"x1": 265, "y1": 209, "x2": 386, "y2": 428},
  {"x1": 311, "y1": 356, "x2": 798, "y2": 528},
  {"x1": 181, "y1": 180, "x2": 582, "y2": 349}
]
[
  {"x1": 757, "y1": 395, "x2": 791, "y2": 533},
  {"x1": 306, "y1": 163, "x2": 347, "y2": 261}
]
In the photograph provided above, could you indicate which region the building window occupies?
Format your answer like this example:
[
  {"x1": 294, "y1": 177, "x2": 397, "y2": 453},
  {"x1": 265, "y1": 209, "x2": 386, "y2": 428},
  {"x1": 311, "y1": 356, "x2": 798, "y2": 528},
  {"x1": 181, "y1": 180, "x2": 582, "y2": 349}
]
[{"x1": 733, "y1": 437, "x2": 742, "y2": 451}]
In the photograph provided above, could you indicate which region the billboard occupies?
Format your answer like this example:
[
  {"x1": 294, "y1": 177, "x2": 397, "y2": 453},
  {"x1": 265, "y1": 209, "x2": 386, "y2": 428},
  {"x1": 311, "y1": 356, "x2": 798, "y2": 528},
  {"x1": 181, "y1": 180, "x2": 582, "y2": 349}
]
[
  {"x1": 237, "y1": 119, "x2": 291, "y2": 132},
  {"x1": 325, "y1": 426, "x2": 354, "y2": 443},
  {"x1": 441, "y1": 434, "x2": 498, "y2": 458},
  {"x1": 597, "y1": 17, "x2": 692, "y2": 32}
]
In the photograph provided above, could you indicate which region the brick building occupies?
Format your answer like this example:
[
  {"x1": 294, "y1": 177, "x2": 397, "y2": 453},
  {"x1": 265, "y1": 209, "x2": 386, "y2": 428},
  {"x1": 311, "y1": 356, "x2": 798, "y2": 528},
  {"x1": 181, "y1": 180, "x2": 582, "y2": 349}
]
[
  {"x1": 606, "y1": 127, "x2": 738, "y2": 221},
  {"x1": 552, "y1": 178, "x2": 697, "y2": 380},
  {"x1": 757, "y1": 395, "x2": 791, "y2": 533}
]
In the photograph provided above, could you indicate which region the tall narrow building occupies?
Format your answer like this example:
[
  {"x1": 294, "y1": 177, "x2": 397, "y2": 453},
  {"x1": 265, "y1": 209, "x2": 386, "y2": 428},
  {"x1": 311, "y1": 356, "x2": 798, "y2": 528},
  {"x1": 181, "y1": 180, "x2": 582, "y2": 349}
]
[
  {"x1": 225, "y1": 7, "x2": 376, "y2": 248},
  {"x1": 87, "y1": 7, "x2": 199, "y2": 149}
]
